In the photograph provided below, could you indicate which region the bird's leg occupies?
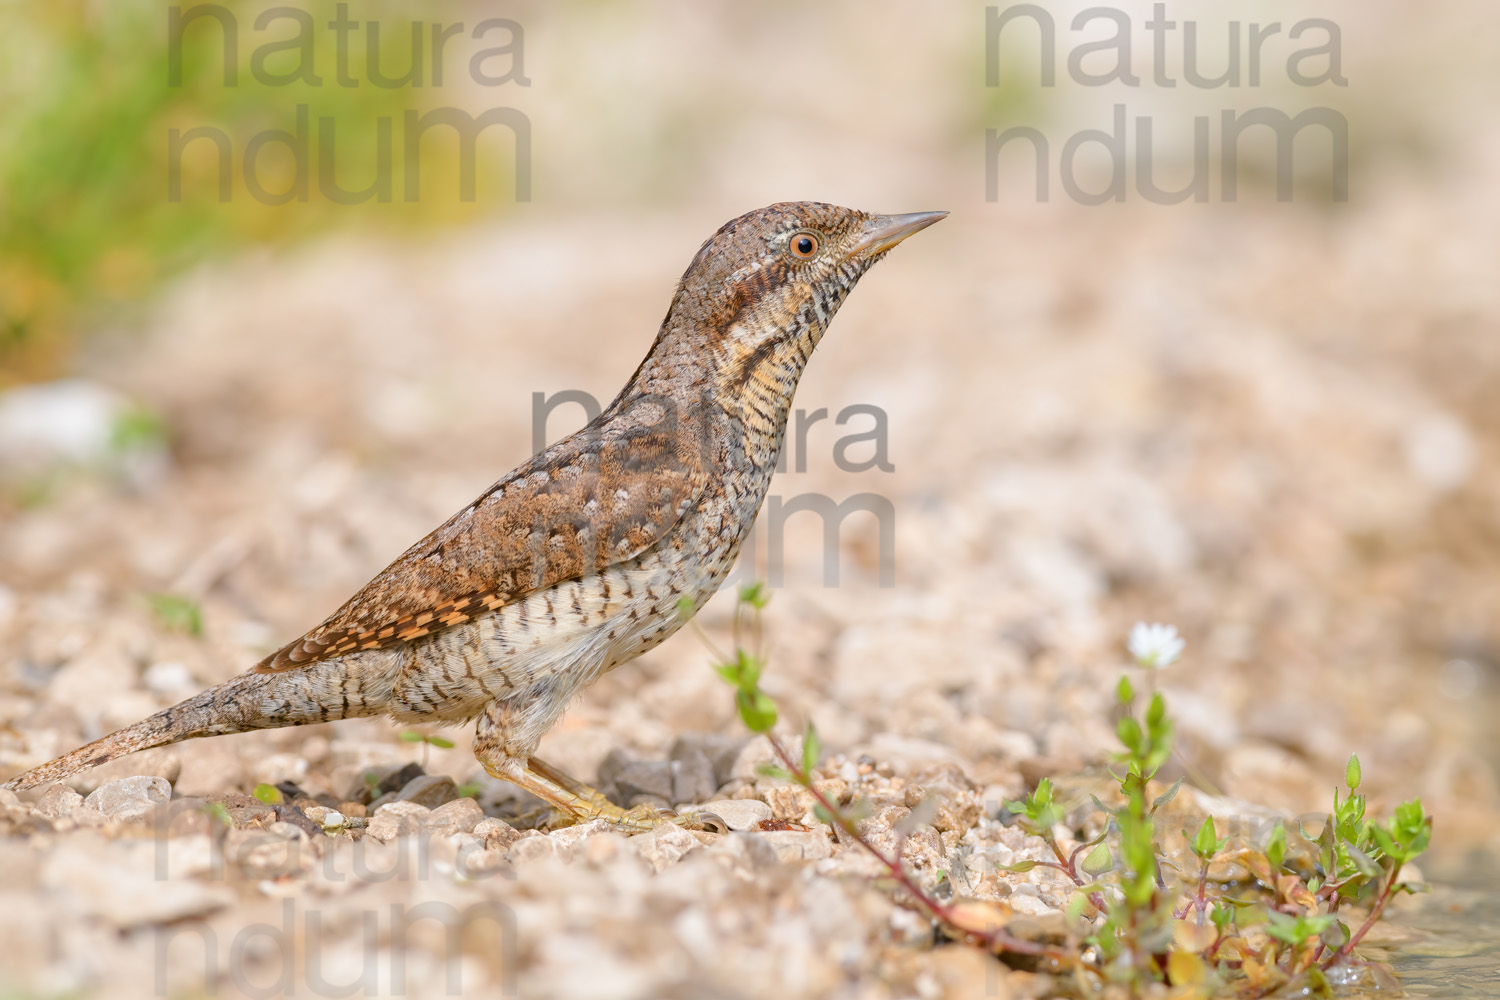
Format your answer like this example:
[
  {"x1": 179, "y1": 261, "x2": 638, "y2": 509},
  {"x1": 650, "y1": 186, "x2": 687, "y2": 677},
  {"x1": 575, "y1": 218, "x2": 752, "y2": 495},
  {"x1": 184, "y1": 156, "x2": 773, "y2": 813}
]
[
  {"x1": 527, "y1": 754, "x2": 617, "y2": 810},
  {"x1": 474, "y1": 701, "x2": 725, "y2": 833}
]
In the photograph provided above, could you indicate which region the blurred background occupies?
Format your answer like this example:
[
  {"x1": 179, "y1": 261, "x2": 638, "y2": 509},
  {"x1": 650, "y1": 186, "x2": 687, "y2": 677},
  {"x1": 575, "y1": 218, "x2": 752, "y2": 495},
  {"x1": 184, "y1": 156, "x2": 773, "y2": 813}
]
[{"x1": 1, "y1": 0, "x2": 1498, "y2": 992}]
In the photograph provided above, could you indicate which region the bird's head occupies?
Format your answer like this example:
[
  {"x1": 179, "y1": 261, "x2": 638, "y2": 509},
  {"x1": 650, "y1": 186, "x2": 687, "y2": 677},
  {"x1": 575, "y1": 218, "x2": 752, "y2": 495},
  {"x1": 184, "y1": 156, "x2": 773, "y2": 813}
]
[{"x1": 632, "y1": 202, "x2": 946, "y2": 406}]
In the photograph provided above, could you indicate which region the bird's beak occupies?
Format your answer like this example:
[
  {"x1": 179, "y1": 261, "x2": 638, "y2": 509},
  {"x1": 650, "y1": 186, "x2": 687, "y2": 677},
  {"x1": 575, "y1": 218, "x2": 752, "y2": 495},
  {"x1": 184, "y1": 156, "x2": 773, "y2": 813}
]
[{"x1": 850, "y1": 211, "x2": 948, "y2": 258}]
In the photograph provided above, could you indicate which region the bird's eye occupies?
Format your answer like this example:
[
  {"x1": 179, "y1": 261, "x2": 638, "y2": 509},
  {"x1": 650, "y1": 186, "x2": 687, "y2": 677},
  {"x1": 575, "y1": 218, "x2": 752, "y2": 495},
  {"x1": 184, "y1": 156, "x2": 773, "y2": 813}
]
[{"x1": 788, "y1": 232, "x2": 820, "y2": 260}]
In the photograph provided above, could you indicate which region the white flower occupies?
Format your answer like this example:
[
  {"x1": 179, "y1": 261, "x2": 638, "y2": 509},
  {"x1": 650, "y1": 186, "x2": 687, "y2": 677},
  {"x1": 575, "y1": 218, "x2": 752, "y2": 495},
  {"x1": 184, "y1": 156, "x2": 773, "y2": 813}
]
[{"x1": 1128, "y1": 622, "x2": 1184, "y2": 669}]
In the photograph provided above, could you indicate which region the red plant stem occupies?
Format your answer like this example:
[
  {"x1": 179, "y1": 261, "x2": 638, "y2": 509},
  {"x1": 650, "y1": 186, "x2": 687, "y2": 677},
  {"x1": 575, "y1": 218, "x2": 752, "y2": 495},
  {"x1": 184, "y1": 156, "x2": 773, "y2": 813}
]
[
  {"x1": 1044, "y1": 838, "x2": 1084, "y2": 884},
  {"x1": 766, "y1": 734, "x2": 1081, "y2": 969},
  {"x1": 1173, "y1": 859, "x2": 1212, "y2": 923},
  {"x1": 1033, "y1": 859, "x2": 1077, "y2": 880},
  {"x1": 1309, "y1": 888, "x2": 1342, "y2": 966},
  {"x1": 1322, "y1": 862, "x2": 1402, "y2": 969},
  {"x1": 1039, "y1": 838, "x2": 1112, "y2": 915}
]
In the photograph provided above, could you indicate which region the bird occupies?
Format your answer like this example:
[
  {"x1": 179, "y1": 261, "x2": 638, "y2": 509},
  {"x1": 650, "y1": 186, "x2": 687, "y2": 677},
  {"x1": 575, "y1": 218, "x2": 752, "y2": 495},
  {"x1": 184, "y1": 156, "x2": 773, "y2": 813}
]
[{"x1": 2, "y1": 202, "x2": 946, "y2": 829}]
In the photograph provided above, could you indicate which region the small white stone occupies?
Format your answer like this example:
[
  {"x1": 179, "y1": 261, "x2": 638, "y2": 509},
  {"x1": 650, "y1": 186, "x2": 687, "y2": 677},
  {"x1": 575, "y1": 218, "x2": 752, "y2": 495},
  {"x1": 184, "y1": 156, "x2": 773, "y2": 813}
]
[
  {"x1": 633, "y1": 824, "x2": 701, "y2": 872},
  {"x1": 142, "y1": 661, "x2": 195, "y2": 697},
  {"x1": 757, "y1": 830, "x2": 834, "y2": 863},
  {"x1": 34, "y1": 784, "x2": 84, "y2": 819},
  {"x1": 82, "y1": 776, "x2": 170, "y2": 822},
  {"x1": 695, "y1": 798, "x2": 771, "y2": 831},
  {"x1": 366, "y1": 800, "x2": 430, "y2": 841}
]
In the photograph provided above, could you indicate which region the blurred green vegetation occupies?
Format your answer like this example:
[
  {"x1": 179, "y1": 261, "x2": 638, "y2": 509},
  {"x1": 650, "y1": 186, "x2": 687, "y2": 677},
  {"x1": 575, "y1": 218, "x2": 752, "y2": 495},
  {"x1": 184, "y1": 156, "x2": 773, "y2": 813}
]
[{"x1": 0, "y1": 1, "x2": 523, "y2": 382}]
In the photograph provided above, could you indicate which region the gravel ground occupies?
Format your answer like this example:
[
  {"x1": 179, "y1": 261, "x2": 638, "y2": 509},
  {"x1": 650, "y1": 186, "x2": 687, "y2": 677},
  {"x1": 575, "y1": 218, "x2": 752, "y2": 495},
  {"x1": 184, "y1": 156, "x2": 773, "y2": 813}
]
[{"x1": 2, "y1": 4, "x2": 1499, "y2": 997}]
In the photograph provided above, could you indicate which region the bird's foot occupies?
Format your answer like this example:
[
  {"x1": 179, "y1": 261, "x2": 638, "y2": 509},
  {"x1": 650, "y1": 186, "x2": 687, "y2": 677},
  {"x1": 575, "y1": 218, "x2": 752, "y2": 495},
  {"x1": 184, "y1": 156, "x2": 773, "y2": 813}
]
[
  {"x1": 495, "y1": 754, "x2": 726, "y2": 833},
  {"x1": 605, "y1": 803, "x2": 728, "y2": 834},
  {"x1": 550, "y1": 800, "x2": 726, "y2": 834}
]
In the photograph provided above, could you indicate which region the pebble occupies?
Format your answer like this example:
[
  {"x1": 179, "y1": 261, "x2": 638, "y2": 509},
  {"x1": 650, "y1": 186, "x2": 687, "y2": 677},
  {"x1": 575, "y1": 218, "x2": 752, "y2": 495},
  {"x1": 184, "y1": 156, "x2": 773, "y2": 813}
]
[
  {"x1": 633, "y1": 824, "x2": 702, "y2": 872},
  {"x1": 394, "y1": 774, "x2": 458, "y2": 808},
  {"x1": 598, "y1": 749, "x2": 674, "y2": 807},
  {"x1": 669, "y1": 742, "x2": 717, "y2": 804},
  {"x1": 33, "y1": 784, "x2": 83, "y2": 819},
  {"x1": 757, "y1": 830, "x2": 834, "y2": 863},
  {"x1": 72, "y1": 748, "x2": 181, "y2": 795},
  {"x1": 366, "y1": 800, "x2": 430, "y2": 842},
  {"x1": 82, "y1": 776, "x2": 170, "y2": 822},
  {"x1": 302, "y1": 805, "x2": 346, "y2": 831},
  {"x1": 546, "y1": 818, "x2": 614, "y2": 850},
  {"x1": 474, "y1": 816, "x2": 523, "y2": 852},
  {"x1": 507, "y1": 832, "x2": 559, "y2": 867},
  {"x1": 694, "y1": 798, "x2": 772, "y2": 831},
  {"x1": 671, "y1": 732, "x2": 751, "y2": 790},
  {"x1": 422, "y1": 796, "x2": 484, "y2": 835}
]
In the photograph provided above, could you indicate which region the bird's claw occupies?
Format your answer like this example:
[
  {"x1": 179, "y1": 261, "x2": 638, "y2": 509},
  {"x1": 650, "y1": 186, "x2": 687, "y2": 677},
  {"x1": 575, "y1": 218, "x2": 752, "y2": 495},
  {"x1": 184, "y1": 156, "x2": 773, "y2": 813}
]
[{"x1": 559, "y1": 803, "x2": 727, "y2": 834}]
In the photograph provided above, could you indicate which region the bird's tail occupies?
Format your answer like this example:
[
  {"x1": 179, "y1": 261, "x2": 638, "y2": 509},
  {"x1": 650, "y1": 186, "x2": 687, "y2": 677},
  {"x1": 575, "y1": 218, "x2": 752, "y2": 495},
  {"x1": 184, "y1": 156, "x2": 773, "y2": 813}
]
[{"x1": 2, "y1": 663, "x2": 371, "y2": 792}]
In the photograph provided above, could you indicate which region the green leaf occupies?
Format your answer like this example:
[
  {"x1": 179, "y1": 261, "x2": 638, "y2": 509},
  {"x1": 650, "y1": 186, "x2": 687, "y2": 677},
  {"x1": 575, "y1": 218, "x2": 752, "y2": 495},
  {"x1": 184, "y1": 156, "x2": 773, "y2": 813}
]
[
  {"x1": 1032, "y1": 777, "x2": 1054, "y2": 811},
  {"x1": 426, "y1": 736, "x2": 455, "y2": 749},
  {"x1": 1210, "y1": 901, "x2": 1233, "y2": 933},
  {"x1": 1371, "y1": 824, "x2": 1403, "y2": 863},
  {"x1": 996, "y1": 859, "x2": 1037, "y2": 873},
  {"x1": 1082, "y1": 842, "x2": 1112, "y2": 877},
  {"x1": 1265, "y1": 911, "x2": 1334, "y2": 946},
  {"x1": 1345, "y1": 753, "x2": 1362, "y2": 791},
  {"x1": 802, "y1": 723, "x2": 821, "y2": 776},
  {"x1": 1116, "y1": 674, "x2": 1134, "y2": 706},
  {"x1": 812, "y1": 802, "x2": 835, "y2": 826},
  {"x1": 738, "y1": 581, "x2": 769, "y2": 609},
  {"x1": 201, "y1": 801, "x2": 232, "y2": 827},
  {"x1": 148, "y1": 593, "x2": 203, "y2": 637},
  {"x1": 1151, "y1": 776, "x2": 1183, "y2": 813},
  {"x1": 736, "y1": 688, "x2": 778, "y2": 733},
  {"x1": 252, "y1": 783, "x2": 282, "y2": 805},
  {"x1": 755, "y1": 762, "x2": 792, "y2": 781},
  {"x1": 110, "y1": 405, "x2": 169, "y2": 453},
  {"x1": 1192, "y1": 816, "x2": 1220, "y2": 862},
  {"x1": 398, "y1": 731, "x2": 425, "y2": 743},
  {"x1": 1395, "y1": 798, "x2": 1423, "y2": 833},
  {"x1": 1318, "y1": 814, "x2": 1337, "y2": 874},
  {"x1": 1266, "y1": 821, "x2": 1287, "y2": 869},
  {"x1": 1146, "y1": 692, "x2": 1167, "y2": 728},
  {"x1": 1345, "y1": 841, "x2": 1382, "y2": 880},
  {"x1": 1392, "y1": 799, "x2": 1430, "y2": 857},
  {"x1": 675, "y1": 595, "x2": 696, "y2": 620},
  {"x1": 1327, "y1": 919, "x2": 1352, "y2": 948}
]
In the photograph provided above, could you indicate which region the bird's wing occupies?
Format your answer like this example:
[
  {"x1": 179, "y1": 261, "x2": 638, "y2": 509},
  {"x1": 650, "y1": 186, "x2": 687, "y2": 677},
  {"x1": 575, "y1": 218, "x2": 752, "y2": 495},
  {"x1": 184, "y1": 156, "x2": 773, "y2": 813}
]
[{"x1": 254, "y1": 409, "x2": 708, "y2": 673}]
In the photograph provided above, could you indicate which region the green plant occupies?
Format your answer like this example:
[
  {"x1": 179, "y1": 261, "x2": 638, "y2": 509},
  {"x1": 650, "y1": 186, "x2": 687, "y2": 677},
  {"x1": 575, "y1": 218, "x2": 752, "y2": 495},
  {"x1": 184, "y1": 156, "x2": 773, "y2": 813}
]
[
  {"x1": 399, "y1": 729, "x2": 454, "y2": 769},
  {"x1": 684, "y1": 584, "x2": 1072, "y2": 966},
  {"x1": 695, "y1": 592, "x2": 1432, "y2": 998},
  {"x1": 147, "y1": 592, "x2": 203, "y2": 636}
]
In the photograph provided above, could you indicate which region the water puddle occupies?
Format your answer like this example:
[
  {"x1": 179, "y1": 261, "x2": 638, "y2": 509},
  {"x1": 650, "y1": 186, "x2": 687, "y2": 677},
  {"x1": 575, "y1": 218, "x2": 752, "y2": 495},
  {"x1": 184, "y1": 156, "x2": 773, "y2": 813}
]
[{"x1": 1384, "y1": 853, "x2": 1500, "y2": 998}]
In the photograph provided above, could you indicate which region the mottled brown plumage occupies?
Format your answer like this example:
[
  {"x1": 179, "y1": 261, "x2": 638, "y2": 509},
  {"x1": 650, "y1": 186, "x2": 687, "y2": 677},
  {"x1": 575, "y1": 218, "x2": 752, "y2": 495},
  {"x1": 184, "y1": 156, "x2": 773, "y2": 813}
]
[{"x1": 3, "y1": 202, "x2": 946, "y2": 827}]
